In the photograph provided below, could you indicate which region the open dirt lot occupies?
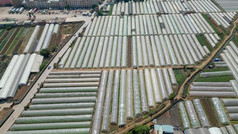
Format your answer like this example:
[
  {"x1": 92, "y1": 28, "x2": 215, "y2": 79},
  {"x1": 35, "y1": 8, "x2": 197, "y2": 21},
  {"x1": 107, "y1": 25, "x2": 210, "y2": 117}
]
[
  {"x1": 0, "y1": 7, "x2": 91, "y2": 22},
  {"x1": 156, "y1": 104, "x2": 181, "y2": 127}
]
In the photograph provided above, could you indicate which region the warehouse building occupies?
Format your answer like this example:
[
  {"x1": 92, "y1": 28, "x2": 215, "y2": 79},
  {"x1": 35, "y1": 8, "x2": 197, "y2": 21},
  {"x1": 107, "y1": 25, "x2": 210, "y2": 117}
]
[{"x1": 22, "y1": 0, "x2": 101, "y2": 9}]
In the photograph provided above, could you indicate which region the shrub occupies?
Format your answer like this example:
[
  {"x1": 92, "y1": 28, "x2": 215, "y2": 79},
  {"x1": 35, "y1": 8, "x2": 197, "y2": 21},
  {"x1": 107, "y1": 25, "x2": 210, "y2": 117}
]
[
  {"x1": 39, "y1": 60, "x2": 48, "y2": 71},
  {"x1": 51, "y1": 45, "x2": 57, "y2": 52},
  {"x1": 92, "y1": 4, "x2": 98, "y2": 9},
  {"x1": 6, "y1": 26, "x2": 12, "y2": 30},
  {"x1": 133, "y1": 125, "x2": 150, "y2": 134},
  {"x1": 169, "y1": 93, "x2": 176, "y2": 100},
  {"x1": 40, "y1": 48, "x2": 50, "y2": 58}
]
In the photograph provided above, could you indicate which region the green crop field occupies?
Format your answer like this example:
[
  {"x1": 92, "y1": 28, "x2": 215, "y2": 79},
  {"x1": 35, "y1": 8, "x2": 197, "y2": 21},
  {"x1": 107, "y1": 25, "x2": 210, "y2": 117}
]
[
  {"x1": 202, "y1": 14, "x2": 225, "y2": 39},
  {"x1": 195, "y1": 75, "x2": 234, "y2": 82},
  {"x1": 0, "y1": 29, "x2": 15, "y2": 52},
  {"x1": 0, "y1": 29, "x2": 6, "y2": 38},
  {"x1": 196, "y1": 34, "x2": 213, "y2": 51},
  {"x1": 6, "y1": 28, "x2": 25, "y2": 54}
]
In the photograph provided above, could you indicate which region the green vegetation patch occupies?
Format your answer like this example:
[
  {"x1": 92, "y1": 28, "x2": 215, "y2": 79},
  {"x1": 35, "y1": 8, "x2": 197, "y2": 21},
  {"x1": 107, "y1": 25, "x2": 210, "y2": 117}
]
[
  {"x1": 202, "y1": 14, "x2": 225, "y2": 39},
  {"x1": 195, "y1": 75, "x2": 234, "y2": 82},
  {"x1": 196, "y1": 34, "x2": 213, "y2": 52},
  {"x1": 0, "y1": 29, "x2": 15, "y2": 52},
  {"x1": 203, "y1": 67, "x2": 230, "y2": 72},
  {"x1": 6, "y1": 28, "x2": 25, "y2": 54},
  {"x1": 232, "y1": 32, "x2": 238, "y2": 46},
  {"x1": 174, "y1": 69, "x2": 191, "y2": 87},
  {"x1": 40, "y1": 60, "x2": 48, "y2": 71},
  {"x1": 0, "y1": 29, "x2": 6, "y2": 38},
  {"x1": 108, "y1": 5, "x2": 114, "y2": 16}
]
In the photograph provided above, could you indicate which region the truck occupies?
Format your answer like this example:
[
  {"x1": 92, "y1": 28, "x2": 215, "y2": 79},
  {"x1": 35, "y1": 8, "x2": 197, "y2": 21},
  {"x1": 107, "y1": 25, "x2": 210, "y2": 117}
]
[
  {"x1": 19, "y1": 7, "x2": 24, "y2": 14},
  {"x1": 8, "y1": 7, "x2": 14, "y2": 14},
  {"x1": 33, "y1": 8, "x2": 38, "y2": 13}
]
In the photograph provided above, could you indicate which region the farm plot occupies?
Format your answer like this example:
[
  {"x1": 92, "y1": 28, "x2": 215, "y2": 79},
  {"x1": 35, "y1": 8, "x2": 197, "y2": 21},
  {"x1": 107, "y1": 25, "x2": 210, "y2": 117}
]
[
  {"x1": 189, "y1": 82, "x2": 237, "y2": 98},
  {"x1": 111, "y1": 0, "x2": 221, "y2": 15},
  {"x1": 5, "y1": 28, "x2": 25, "y2": 55},
  {"x1": 7, "y1": 70, "x2": 101, "y2": 134},
  {"x1": 221, "y1": 99, "x2": 238, "y2": 122},
  {"x1": 83, "y1": 14, "x2": 223, "y2": 37},
  {"x1": 0, "y1": 53, "x2": 43, "y2": 100},
  {"x1": 91, "y1": 68, "x2": 177, "y2": 133},
  {"x1": 208, "y1": 12, "x2": 236, "y2": 29},
  {"x1": 59, "y1": 34, "x2": 209, "y2": 69},
  {"x1": 0, "y1": 28, "x2": 20, "y2": 55},
  {"x1": 178, "y1": 98, "x2": 232, "y2": 130},
  {"x1": 0, "y1": 29, "x2": 15, "y2": 53}
]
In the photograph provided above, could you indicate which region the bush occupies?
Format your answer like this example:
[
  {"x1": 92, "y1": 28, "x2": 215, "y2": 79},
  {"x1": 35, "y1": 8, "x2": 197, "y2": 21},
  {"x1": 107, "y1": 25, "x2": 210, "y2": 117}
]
[
  {"x1": 92, "y1": 4, "x2": 98, "y2": 9},
  {"x1": 169, "y1": 93, "x2": 176, "y2": 100},
  {"x1": 6, "y1": 26, "x2": 12, "y2": 30},
  {"x1": 133, "y1": 125, "x2": 150, "y2": 134},
  {"x1": 39, "y1": 60, "x2": 48, "y2": 71},
  {"x1": 51, "y1": 45, "x2": 57, "y2": 52},
  {"x1": 1, "y1": 54, "x2": 7, "y2": 60},
  {"x1": 65, "y1": 4, "x2": 69, "y2": 9},
  {"x1": 40, "y1": 48, "x2": 50, "y2": 58},
  {"x1": 98, "y1": 10, "x2": 103, "y2": 16}
]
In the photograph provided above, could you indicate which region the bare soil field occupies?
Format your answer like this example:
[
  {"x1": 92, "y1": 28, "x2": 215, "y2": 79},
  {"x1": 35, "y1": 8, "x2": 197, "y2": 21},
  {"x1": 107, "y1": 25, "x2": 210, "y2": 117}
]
[
  {"x1": 201, "y1": 99, "x2": 219, "y2": 127},
  {"x1": 156, "y1": 104, "x2": 181, "y2": 127}
]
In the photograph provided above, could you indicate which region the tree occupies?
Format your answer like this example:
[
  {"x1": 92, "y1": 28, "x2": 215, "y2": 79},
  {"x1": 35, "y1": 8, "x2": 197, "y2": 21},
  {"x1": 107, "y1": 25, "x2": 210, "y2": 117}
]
[
  {"x1": 92, "y1": 4, "x2": 98, "y2": 9},
  {"x1": 51, "y1": 45, "x2": 57, "y2": 52},
  {"x1": 65, "y1": 4, "x2": 70, "y2": 9},
  {"x1": 40, "y1": 48, "x2": 50, "y2": 58}
]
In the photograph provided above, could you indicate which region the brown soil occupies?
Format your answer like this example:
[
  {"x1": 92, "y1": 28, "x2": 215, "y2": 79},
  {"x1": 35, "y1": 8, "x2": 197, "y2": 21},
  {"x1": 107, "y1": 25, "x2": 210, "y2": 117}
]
[
  {"x1": 0, "y1": 108, "x2": 12, "y2": 122},
  {"x1": 209, "y1": 18, "x2": 223, "y2": 33},
  {"x1": 110, "y1": 124, "x2": 118, "y2": 130},
  {"x1": 127, "y1": 37, "x2": 132, "y2": 68},
  {"x1": 30, "y1": 26, "x2": 44, "y2": 53},
  {"x1": 1, "y1": 28, "x2": 20, "y2": 55},
  {"x1": 18, "y1": 27, "x2": 34, "y2": 54},
  {"x1": 156, "y1": 104, "x2": 181, "y2": 126},
  {"x1": 48, "y1": 34, "x2": 56, "y2": 51},
  {"x1": 0, "y1": 55, "x2": 11, "y2": 78},
  {"x1": 201, "y1": 99, "x2": 219, "y2": 127},
  {"x1": 134, "y1": 117, "x2": 144, "y2": 123},
  {"x1": 13, "y1": 86, "x2": 29, "y2": 101}
]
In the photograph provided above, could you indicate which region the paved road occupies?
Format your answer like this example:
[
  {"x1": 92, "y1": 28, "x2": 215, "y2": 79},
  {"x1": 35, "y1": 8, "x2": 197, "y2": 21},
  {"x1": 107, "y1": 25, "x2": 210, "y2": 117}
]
[{"x1": 0, "y1": 16, "x2": 92, "y2": 134}]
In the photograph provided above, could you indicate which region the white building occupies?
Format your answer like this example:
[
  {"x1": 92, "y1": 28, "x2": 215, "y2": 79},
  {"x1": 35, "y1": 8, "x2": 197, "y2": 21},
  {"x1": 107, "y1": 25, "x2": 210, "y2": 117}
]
[{"x1": 23, "y1": 0, "x2": 100, "y2": 9}]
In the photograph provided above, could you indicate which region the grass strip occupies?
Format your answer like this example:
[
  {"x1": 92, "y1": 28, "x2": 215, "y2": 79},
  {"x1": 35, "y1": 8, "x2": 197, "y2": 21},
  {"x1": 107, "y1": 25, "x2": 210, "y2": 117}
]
[
  {"x1": 196, "y1": 34, "x2": 213, "y2": 52},
  {"x1": 202, "y1": 14, "x2": 225, "y2": 39},
  {"x1": 108, "y1": 5, "x2": 114, "y2": 16}
]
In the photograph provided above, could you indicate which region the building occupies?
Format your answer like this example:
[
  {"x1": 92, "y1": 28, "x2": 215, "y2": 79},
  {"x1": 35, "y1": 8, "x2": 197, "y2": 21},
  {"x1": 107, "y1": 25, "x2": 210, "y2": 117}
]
[
  {"x1": 23, "y1": 0, "x2": 100, "y2": 9},
  {"x1": 154, "y1": 125, "x2": 174, "y2": 134},
  {"x1": 66, "y1": 0, "x2": 99, "y2": 8},
  {"x1": 12, "y1": 0, "x2": 23, "y2": 7},
  {"x1": 0, "y1": 0, "x2": 13, "y2": 6},
  {"x1": 23, "y1": 0, "x2": 65, "y2": 9}
]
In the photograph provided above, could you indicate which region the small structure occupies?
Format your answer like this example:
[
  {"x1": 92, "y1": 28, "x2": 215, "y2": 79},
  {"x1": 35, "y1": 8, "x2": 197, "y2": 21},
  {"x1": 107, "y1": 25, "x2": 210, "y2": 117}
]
[
  {"x1": 0, "y1": 21, "x2": 16, "y2": 28},
  {"x1": 154, "y1": 125, "x2": 174, "y2": 134}
]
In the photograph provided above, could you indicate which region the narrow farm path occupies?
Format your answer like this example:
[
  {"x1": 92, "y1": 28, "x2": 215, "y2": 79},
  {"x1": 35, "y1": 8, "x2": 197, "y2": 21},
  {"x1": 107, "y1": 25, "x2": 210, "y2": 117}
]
[
  {"x1": 177, "y1": 19, "x2": 238, "y2": 99},
  {"x1": 110, "y1": 19, "x2": 238, "y2": 134}
]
